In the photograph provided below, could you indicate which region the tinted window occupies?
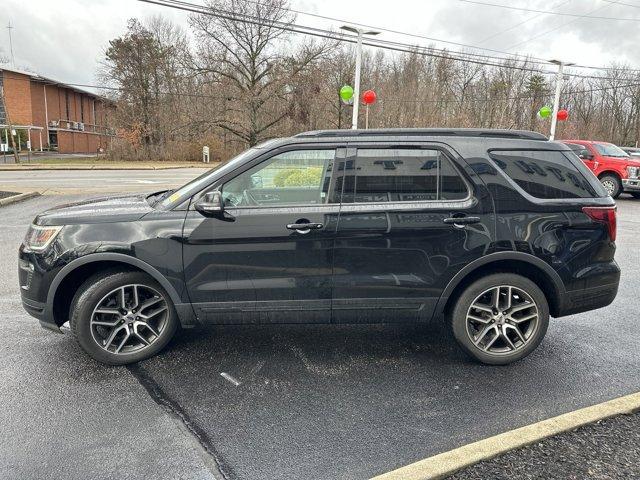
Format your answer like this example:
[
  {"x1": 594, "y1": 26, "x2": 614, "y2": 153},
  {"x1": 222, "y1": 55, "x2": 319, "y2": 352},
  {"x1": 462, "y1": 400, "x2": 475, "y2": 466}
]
[
  {"x1": 345, "y1": 148, "x2": 468, "y2": 203},
  {"x1": 490, "y1": 150, "x2": 599, "y2": 199},
  {"x1": 222, "y1": 149, "x2": 335, "y2": 207}
]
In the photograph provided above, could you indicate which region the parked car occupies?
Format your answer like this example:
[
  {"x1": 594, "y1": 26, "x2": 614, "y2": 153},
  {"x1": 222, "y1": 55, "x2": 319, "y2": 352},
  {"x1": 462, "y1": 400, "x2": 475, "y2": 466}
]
[
  {"x1": 562, "y1": 140, "x2": 640, "y2": 198},
  {"x1": 622, "y1": 146, "x2": 640, "y2": 158},
  {"x1": 19, "y1": 129, "x2": 620, "y2": 366}
]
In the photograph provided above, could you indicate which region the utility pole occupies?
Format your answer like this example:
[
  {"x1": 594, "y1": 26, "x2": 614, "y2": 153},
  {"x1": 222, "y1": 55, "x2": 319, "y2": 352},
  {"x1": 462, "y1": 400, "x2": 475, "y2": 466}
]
[
  {"x1": 7, "y1": 21, "x2": 16, "y2": 67},
  {"x1": 340, "y1": 25, "x2": 380, "y2": 129},
  {"x1": 549, "y1": 59, "x2": 575, "y2": 140}
]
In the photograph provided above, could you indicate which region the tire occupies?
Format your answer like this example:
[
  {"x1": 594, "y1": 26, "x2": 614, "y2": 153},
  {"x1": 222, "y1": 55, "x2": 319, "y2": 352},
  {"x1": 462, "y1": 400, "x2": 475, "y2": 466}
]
[
  {"x1": 70, "y1": 269, "x2": 178, "y2": 365},
  {"x1": 450, "y1": 273, "x2": 549, "y2": 365},
  {"x1": 631, "y1": 192, "x2": 640, "y2": 199},
  {"x1": 599, "y1": 174, "x2": 622, "y2": 198}
]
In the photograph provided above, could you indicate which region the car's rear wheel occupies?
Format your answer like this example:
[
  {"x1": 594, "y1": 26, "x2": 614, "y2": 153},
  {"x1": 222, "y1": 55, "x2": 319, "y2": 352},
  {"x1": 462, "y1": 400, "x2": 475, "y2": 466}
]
[
  {"x1": 599, "y1": 174, "x2": 622, "y2": 198},
  {"x1": 70, "y1": 270, "x2": 178, "y2": 365},
  {"x1": 450, "y1": 274, "x2": 549, "y2": 365}
]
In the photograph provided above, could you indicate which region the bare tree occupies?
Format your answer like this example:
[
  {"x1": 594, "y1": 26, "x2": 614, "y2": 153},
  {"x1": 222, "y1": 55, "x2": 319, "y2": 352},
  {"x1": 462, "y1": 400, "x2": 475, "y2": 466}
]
[{"x1": 190, "y1": 0, "x2": 327, "y2": 146}]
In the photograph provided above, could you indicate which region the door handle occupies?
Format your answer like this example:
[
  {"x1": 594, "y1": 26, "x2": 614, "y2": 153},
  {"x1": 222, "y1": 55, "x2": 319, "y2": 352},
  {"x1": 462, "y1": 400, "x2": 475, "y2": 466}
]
[
  {"x1": 443, "y1": 216, "x2": 481, "y2": 226},
  {"x1": 286, "y1": 222, "x2": 324, "y2": 232}
]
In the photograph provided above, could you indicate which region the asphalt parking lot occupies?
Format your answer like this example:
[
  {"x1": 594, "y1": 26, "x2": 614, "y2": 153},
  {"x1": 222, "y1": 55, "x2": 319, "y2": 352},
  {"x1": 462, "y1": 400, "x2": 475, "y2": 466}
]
[{"x1": 1, "y1": 183, "x2": 639, "y2": 479}]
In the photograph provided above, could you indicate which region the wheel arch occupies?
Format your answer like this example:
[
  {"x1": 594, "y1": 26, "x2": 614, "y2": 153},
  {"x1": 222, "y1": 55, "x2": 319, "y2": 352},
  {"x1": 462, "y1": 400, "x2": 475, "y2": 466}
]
[
  {"x1": 47, "y1": 253, "x2": 185, "y2": 327},
  {"x1": 433, "y1": 252, "x2": 566, "y2": 321},
  {"x1": 597, "y1": 170, "x2": 623, "y2": 180}
]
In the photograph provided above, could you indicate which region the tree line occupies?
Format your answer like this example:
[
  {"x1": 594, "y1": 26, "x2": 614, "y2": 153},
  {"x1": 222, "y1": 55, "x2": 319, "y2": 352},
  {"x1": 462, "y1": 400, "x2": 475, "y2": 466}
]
[{"x1": 100, "y1": 0, "x2": 640, "y2": 162}]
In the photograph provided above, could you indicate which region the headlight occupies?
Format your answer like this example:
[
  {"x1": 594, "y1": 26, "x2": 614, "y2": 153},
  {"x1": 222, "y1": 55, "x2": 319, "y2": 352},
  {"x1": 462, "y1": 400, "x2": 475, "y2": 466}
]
[
  {"x1": 23, "y1": 225, "x2": 63, "y2": 252},
  {"x1": 628, "y1": 166, "x2": 639, "y2": 179}
]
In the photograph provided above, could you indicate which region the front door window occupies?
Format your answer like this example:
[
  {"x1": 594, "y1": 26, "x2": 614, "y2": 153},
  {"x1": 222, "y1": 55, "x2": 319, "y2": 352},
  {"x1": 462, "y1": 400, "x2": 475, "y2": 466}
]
[{"x1": 221, "y1": 149, "x2": 335, "y2": 208}]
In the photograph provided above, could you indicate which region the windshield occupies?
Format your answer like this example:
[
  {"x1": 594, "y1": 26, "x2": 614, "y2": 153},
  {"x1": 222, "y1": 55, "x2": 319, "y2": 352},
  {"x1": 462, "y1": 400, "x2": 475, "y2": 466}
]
[
  {"x1": 594, "y1": 143, "x2": 629, "y2": 158},
  {"x1": 157, "y1": 147, "x2": 260, "y2": 208}
]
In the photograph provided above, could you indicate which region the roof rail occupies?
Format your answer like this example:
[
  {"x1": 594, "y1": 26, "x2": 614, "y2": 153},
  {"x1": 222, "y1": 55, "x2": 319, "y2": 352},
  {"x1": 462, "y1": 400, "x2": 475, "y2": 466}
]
[{"x1": 294, "y1": 128, "x2": 548, "y2": 141}]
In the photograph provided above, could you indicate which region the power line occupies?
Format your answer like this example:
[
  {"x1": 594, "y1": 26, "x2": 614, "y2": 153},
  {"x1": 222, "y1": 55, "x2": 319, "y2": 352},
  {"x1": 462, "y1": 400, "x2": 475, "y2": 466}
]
[
  {"x1": 136, "y1": 0, "x2": 591, "y2": 77},
  {"x1": 458, "y1": 0, "x2": 640, "y2": 21},
  {"x1": 601, "y1": 0, "x2": 640, "y2": 8},
  {"x1": 145, "y1": 0, "x2": 640, "y2": 77},
  {"x1": 507, "y1": 0, "x2": 620, "y2": 50},
  {"x1": 474, "y1": 0, "x2": 573, "y2": 45}
]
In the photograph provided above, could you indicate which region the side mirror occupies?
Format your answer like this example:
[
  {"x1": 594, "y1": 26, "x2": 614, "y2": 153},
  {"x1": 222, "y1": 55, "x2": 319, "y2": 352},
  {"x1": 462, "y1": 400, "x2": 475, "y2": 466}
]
[
  {"x1": 580, "y1": 150, "x2": 594, "y2": 160},
  {"x1": 195, "y1": 190, "x2": 224, "y2": 217}
]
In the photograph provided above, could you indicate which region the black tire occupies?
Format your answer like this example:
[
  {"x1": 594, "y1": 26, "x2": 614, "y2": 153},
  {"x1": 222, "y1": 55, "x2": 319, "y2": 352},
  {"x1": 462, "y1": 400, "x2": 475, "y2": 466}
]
[
  {"x1": 70, "y1": 270, "x2": 178, "y2": 365},
  {"x1": 630, "y1": 192, "x2": 640, "y2": 199},
  {"x1": 599, "y1": 174, "x2": 622, "y2": 198},
  {"x1": 450, "y1": 273, "x2": 549, "y2": 365}
]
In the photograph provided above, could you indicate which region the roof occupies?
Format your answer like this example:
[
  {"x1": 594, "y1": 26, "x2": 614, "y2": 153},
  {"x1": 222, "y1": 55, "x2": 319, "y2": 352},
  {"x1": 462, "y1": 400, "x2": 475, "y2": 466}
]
[
  {"x1": 0, "y1": 65, "x2": 113, "y2": 103},
  {"x1": 295, "y1": 128, "x2": 548, "y2": 141}
]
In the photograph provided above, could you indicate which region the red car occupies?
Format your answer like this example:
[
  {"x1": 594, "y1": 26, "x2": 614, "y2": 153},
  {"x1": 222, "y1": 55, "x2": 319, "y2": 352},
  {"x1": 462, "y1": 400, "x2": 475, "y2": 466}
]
[{"x1": 562, "y1": 140, "x2": 640, "y2": 198}]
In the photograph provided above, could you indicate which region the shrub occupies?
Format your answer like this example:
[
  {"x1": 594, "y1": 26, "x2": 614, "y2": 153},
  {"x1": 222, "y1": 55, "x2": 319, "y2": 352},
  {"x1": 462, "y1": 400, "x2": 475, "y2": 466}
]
[{"x1": 273, "y1": 166, "x2": 323, "y2": 187}]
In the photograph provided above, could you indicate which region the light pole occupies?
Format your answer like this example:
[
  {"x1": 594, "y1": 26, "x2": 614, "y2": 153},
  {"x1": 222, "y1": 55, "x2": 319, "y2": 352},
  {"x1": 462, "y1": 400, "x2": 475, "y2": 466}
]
[
  {"x1": 341, "y1": 25, "x2": 380, "y2": 129},
  {"x1": 549, "y1": 59, "x2": 575, "y2": 140}
]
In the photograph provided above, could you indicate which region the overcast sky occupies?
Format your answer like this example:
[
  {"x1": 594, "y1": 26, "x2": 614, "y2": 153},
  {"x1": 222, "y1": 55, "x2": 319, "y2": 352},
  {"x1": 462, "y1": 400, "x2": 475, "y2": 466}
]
[{"x1": 2, "y1": 0, "x2": 640, "y2": 89}]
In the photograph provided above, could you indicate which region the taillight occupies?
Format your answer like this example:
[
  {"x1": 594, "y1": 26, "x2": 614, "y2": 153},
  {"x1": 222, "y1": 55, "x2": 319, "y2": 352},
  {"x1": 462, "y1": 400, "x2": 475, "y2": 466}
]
[{"x1": 582, "y1": 206, "x2": 617, "y2": 241}]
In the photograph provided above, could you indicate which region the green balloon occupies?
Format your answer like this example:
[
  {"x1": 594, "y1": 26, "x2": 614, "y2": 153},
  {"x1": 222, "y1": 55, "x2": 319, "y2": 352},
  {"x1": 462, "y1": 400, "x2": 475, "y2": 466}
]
[
  {"x1": 340, "y1": 85, "x2": 354, "y2": 101},
  {"x1": 539, "y1": 106, "x2": 552, "y2": 118}
]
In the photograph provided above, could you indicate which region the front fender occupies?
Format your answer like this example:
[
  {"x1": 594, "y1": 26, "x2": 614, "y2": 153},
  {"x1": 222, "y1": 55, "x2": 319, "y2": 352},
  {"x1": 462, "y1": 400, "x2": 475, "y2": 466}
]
[{"x1": 45, "y1": 252, "x2": 196, "y2": 327}]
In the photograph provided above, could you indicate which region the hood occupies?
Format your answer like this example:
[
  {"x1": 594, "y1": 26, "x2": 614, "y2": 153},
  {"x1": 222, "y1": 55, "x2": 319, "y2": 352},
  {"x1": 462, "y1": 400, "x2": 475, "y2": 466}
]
[{"x1": 34, "y1": 193, "x2": 154, "y2": 226}]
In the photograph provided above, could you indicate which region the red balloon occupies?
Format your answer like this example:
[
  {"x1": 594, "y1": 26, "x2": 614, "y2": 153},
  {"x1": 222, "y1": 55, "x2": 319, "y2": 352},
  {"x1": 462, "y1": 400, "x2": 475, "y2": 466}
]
[
  {"x1": 557, "y1": 109, "x2": 569, "y2": 121},
  {"x1": 362, "y1": 90, "x2": 377, "y2": 105}
]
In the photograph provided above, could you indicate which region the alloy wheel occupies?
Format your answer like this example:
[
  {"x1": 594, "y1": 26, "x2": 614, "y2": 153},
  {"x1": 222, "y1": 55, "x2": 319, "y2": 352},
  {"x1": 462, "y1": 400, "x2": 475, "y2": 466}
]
[
  {"x1": 601, "y1": 179, "x2": 616, "y2": 196},
  {"x1": 465, "y1": 285, "x2": 539, "y2": 356},
  {"x1": 90, "y1": 284, "x2": 169, "y2": 354}
]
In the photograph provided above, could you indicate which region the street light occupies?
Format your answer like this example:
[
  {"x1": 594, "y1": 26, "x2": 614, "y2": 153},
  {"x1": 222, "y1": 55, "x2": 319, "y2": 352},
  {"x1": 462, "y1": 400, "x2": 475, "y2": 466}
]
[
  {"x1": 548, "y1": 59, "x2": 575, "y2": 141},
  {"x1": 341, "y1": 25, "x2": 380, "y2": 129}
]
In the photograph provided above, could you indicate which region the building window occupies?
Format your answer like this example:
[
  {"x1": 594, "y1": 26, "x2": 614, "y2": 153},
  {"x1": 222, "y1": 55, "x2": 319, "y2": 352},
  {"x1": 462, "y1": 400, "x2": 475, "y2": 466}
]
[
  {"x1": 65, "y1": 90, "x2": 70, "y2": 121},
  {"x1": 0, "y1": 71, "x2": 6, "y2": 125}
]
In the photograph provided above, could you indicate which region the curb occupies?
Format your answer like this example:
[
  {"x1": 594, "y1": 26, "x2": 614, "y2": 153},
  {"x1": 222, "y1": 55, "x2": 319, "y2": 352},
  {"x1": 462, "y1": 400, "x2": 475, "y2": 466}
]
[
  {"x1": 0, "y1": 165, "x2": 209, "y2": 171},
  {"x1": 0, "y1": 191, "x2": 41, "y2": 207},
  {"x1": 370, "y1": 391, "x2": 640, "y2": 480}
]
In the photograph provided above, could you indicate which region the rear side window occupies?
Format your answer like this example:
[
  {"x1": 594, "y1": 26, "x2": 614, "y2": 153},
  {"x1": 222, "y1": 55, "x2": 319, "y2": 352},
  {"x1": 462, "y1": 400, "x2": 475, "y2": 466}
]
[
  {"x1": 344, "y1": 148, "x2": 468, "y2": 203},
  {"x1": 490, "y1": 150, "x2": 600, "y2": 199}
]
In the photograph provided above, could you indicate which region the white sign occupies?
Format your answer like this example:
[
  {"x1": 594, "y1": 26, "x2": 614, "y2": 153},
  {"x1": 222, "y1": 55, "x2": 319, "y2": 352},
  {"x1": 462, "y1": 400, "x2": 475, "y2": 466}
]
[
  {"x1": 10, "y1": 129, "x2": 16, "y2": 136},
  {"x1": 202, "y1": 145, "x2": 210, "y2": 163},
  {"x1": 26, "y1": 141, "x2": 31, "y2": 150},
  {"x1": 0, "y1": 144, "x2": 7, "y2": 152}
]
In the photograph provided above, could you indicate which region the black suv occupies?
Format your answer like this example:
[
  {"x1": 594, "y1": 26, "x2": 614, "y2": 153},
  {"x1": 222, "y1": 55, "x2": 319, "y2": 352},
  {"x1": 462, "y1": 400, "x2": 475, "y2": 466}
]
[{"x1": 19, "y1": 129, "x2": 620, "y2": 365}]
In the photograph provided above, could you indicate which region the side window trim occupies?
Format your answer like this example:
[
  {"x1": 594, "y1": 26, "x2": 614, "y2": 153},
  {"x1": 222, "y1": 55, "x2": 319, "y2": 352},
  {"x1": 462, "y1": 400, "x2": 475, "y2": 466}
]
[{"x1": 342, "y1": 143, "x2": 472, "y2": 207}]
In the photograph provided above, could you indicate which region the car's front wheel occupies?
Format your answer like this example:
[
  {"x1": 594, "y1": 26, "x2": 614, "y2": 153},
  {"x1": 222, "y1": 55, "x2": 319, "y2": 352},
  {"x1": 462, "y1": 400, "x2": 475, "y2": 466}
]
[
  {"x1": 70, "y1": 270, "x2": 178, "y2": 365},
  {"x1": 450, "y1": 274, "x2": 549, "y2": 365}
]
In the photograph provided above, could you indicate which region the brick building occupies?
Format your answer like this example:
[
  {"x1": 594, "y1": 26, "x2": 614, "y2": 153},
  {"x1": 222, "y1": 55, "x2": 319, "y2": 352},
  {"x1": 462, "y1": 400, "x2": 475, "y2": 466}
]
[{"x1": 0, "y1": 67, "x2": 115, "y2": 154}]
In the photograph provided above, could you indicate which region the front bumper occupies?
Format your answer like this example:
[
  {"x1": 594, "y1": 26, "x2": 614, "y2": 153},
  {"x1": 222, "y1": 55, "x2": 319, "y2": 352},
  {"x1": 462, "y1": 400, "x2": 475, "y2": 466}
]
[
  {"x1": 21, "y1": 295, "x2": 61, "y2": 332},
  {"x1": 622, "y1": 178, "x2": 640, "y2": 192}
]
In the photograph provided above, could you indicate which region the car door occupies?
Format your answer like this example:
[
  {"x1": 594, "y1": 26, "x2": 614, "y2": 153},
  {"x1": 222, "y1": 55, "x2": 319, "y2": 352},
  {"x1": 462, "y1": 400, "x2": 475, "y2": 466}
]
[
  {"x1": 332, "y1": 143, "x2": 494, "y2": 323},
  {"x1": 182, "y1": 145, "x2": 344, "y2": 324}
]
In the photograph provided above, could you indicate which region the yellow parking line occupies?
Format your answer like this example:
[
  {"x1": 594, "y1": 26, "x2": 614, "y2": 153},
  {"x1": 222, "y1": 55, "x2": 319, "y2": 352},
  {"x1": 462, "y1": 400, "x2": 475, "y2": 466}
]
[{"x1": 371, "y1": 391, "x2": 640, "y2": 480}]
